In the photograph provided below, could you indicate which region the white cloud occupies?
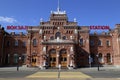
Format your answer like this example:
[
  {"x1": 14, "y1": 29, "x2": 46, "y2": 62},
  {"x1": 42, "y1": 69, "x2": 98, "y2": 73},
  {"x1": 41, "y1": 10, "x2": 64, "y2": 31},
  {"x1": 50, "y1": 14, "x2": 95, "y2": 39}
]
[{"x1": 0, "y1": 16, "x2": 17, "y2": 23}]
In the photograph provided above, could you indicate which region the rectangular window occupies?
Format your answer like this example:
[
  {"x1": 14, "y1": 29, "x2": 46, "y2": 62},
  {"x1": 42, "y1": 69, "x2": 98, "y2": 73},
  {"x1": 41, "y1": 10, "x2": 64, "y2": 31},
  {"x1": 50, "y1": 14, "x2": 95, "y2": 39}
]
[
  {"x1": 33, "y1": 39, "x2": 37, "y2": 46},
  {"x1": 7, "y1": 41, "x2": 10, "y2": 47},
  {"x1": 98, "y1": 40, "x2": 102, "y2": 46},
  {"x1": 22, "y1": 54, "x2": 26, "y2": 63},
  {"x1": 80, "y1": 38, "x2": 83, "y2": 46},
  {"x1": 53, "y1": 57, "x2": 56, "y2": 62},
  {"x1": 50, "y1": 58, "x2": 52, "y2": 61},
  {"x1": 23, "y1": 41, "x2": 26, "y2": 47},
  {"x1": 106, "y1": 40, "x2": 110, "y2": 46},
  {"x1": 64, "y1": 57, "x2": 67, "y2": 61},
  {"x1": 90, "y1": 40, "x2": 94, "y2": 46},
  {"x1": 50, "y1": 57, "x2": 56, "y2": 62}
]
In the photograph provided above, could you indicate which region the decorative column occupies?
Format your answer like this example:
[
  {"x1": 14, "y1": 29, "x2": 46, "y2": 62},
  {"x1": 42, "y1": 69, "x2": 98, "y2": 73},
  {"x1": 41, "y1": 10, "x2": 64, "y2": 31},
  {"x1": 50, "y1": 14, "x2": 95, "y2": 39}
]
[
  {"x1": 111, "y1": 55, "x2": 113, "y2": 63},
  {"x1": 102, "y1": 54, "x2": 104, "y2": 63},
  {"x1": 56, "y1": 51, "x2": 59, "y2": 67},
  {"x1": 68, "y1": 46, "x2": 74, "y2": 69},
  {"x1": 41, "y1": 46, "x2": 47, "y2": 69},
  {"x1": 67, "y1": 54, "x2": 70, "y2": 67}
]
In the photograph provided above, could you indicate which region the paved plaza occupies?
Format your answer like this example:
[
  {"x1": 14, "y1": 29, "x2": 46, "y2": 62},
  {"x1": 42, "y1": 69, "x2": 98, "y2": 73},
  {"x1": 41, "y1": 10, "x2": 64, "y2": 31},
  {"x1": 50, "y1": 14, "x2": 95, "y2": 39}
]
[
  {"x1": 26, "y1": 72, "x2": 91, "y2": 79},
  {"x1": 0, "y1": 66, "x2": 120, "y2": 80}
]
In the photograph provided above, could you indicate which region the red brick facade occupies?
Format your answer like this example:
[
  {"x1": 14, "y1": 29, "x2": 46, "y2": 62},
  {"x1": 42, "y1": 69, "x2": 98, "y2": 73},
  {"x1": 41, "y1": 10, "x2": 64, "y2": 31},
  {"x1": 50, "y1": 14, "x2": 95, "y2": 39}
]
[{"x1": 0, "y1": 10, "x2": 120, "y2": 68}]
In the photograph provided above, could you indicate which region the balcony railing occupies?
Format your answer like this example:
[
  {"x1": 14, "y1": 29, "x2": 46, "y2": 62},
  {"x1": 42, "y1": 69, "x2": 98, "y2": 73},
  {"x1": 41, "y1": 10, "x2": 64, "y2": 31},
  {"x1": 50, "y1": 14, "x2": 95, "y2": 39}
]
[{"x1": 42, "y1": 39, "x2": 76, "y2": 44}]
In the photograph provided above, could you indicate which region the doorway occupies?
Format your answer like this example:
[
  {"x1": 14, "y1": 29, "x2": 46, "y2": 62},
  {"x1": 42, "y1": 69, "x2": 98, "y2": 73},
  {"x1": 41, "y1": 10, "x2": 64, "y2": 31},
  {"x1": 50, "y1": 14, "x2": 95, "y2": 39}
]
[
  {"x1": 31, "y1": 55, "x2": 37, "y2": 66},
  {"x1": 60, "y1": 49, "x2": 67, "y2": 67},
  {"x1": 49, "y1": 49, "x2": 56, "y2": 67}
]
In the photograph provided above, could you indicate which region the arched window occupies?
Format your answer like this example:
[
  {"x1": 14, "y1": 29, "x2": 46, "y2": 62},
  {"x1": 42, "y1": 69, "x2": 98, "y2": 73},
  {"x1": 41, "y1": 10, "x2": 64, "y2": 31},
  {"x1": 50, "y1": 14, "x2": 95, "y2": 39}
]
[
  {"x1": 50, "y1": 36, "x2": 54, "y2": 40},
  {"x1": 55, "y1": 32, "x2": 61, "y2": 39},
  {"x1": 98, "y1": 40, "x2": 102, "y2": 46},
  {"x1": 49, "y1": 49, "x2": 56, "y2": 54},
  {"x1": 33, "y1": 39, "x2": 37, "y2": 46},
  {"x1": 60, "y1": 49, "x2": 66, "y2": 54}
]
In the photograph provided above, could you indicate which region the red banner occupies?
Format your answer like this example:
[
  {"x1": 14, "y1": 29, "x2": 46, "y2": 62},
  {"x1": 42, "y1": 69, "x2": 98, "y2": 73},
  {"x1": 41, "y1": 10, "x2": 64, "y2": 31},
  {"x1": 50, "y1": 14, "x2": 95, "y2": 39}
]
[
  {"x1": 7, "y1": 26, "x2": 28, "y2": 30},
  {"x1": 90, "y1": 26, "x2": 110, "y2": 30}
]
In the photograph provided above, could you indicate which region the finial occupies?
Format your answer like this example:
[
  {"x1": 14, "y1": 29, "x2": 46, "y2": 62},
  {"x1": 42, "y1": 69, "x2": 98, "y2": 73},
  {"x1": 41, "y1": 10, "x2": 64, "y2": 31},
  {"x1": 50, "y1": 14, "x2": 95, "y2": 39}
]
[
  {"x1": 40, "y1": 18, "x2": 43, "y2": 22},
  {"x1": 51, "y1": 11, "x2": 53, "y2": 14},
  {"x1": 74, "y1": 18, "x2": 76, "y2": 22}
]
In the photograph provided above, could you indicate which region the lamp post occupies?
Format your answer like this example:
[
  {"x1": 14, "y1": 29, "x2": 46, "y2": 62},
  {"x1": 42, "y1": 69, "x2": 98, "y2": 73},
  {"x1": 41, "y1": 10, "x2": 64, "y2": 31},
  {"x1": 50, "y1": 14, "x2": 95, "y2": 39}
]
[
  {"x1": 17, "y1": 56, "x2": 21, "y2": 71},
  {"x1": 58, "y1": 64, "x2": 61, "y2": 80},
  {"x1": 96, "y1": 54, "x2": 99, "y2": 71}
]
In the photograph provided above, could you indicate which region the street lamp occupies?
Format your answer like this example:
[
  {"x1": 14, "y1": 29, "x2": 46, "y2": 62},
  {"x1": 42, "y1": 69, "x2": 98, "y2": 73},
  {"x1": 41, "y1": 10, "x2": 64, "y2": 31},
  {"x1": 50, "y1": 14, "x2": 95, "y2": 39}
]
[
  {"x1": 96, "y1": 54, "x2": 99, "y2": 71},
  {"x1": 17, "y1": 56, "x2": 21, "y2": 71},
  {"x1": 58, "y1": 64, "x2": 61, "y2": 80}
]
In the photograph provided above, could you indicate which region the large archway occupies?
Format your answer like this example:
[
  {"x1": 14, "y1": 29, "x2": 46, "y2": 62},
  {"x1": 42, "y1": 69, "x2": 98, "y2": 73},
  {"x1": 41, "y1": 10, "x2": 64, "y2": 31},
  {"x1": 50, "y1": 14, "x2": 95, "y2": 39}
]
[
  {"x1": 55, "y1": 32, "x2": 61, "y2": 39},
  {"x1": 31, "y1": 53, "x2": 37, "y2": 66},
  {"x1": 49, "y1": 49, "x2": 56, "y2": 67},
  {"x1": 59, "y1": 49, "x2": 67, "y2": 67}
]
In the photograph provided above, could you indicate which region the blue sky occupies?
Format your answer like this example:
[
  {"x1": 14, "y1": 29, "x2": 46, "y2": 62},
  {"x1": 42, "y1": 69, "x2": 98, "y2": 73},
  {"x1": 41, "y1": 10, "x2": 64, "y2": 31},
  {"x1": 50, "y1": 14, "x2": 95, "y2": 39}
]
[{"x1": 0, "y1": 0, "x2": 120, "y2": 33}]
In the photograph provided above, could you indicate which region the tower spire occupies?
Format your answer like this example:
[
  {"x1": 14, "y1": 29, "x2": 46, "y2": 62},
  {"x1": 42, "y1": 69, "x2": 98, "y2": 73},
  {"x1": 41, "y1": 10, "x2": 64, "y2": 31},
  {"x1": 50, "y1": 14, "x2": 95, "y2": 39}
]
[
  {"x1": 57, "y1": 0, "x2": 60, "y2": 12},
  {"x1": 52, "y1": 0, "x2": 66, "y2": 14}
]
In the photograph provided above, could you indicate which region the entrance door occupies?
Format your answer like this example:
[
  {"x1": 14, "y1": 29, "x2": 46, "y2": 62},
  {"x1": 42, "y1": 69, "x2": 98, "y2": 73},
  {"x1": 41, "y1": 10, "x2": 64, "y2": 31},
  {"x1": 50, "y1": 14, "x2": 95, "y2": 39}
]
[
  {"x1": 49, "y1": 49, "x2": 56, "y2": 67},
  {"x1": 31, "y1": 55, "x2": 37, "y2": 66},
  {"x1": 60, "y1": 49, "x2": 67, "y2": 67}
]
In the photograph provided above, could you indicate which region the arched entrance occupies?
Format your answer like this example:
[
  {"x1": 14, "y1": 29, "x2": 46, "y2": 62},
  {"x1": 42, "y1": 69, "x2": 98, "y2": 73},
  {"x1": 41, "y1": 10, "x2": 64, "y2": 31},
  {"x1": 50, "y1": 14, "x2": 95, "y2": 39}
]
[
  {"x1": 49, "y1": 49, "x2": 56, "y2": 67},
  {"x1": 106, "y1": 53, "x2": 111, "y2": 64},
  {"x1": 31, "y1": 53, "x2": 37, "y2": 66},
  {"x1": 59, "y1": 49, "x2": 67, "y2": 67}
]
